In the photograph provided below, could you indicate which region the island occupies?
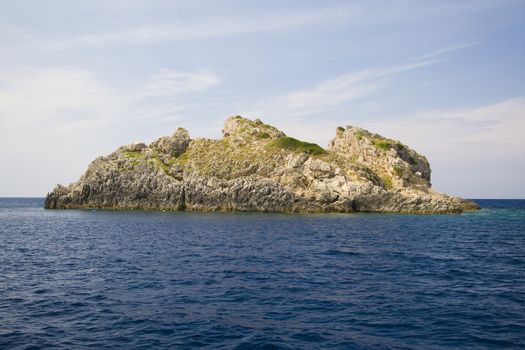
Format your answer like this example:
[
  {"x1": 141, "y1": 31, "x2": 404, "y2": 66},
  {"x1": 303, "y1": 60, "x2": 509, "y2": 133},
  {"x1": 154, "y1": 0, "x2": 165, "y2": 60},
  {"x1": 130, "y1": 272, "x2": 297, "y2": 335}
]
[{"x1": 45, "y1": 116, "x2": 479, "y2": 213}]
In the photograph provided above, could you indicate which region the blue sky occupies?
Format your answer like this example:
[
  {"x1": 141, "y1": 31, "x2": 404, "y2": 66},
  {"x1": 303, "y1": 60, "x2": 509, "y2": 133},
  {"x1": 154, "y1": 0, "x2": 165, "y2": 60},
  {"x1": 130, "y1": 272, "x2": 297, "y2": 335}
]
[{"x1": 1, "y1": 0, "x2": 524, "y2": 198}]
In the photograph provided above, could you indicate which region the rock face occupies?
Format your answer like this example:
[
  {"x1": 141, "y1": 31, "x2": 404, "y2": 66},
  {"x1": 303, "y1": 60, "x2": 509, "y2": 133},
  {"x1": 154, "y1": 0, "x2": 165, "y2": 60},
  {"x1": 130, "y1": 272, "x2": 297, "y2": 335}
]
[{"x1": 45, "y1": 116, "x2": 479, "y2": 213}]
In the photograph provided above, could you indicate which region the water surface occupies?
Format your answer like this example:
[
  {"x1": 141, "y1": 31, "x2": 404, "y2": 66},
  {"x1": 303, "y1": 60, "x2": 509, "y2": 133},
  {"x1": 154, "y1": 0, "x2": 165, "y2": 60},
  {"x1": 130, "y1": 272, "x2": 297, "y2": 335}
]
[{"x1": 1, "y1": 198, "x2": 524, "y2": 349}]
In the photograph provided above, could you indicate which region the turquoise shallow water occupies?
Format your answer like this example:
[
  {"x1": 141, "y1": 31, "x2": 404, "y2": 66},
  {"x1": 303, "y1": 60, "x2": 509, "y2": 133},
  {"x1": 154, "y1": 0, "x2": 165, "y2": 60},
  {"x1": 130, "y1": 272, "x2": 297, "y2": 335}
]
[{"x1": 0, "y1": 198, "x2": 524, "y2": 349}]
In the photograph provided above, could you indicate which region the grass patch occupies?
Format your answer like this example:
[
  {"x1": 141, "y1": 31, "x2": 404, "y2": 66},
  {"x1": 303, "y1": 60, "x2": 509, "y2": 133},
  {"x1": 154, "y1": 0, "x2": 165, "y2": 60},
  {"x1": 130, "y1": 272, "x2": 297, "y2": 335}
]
[
  {"x1": 124, "y1": 151, "x2": 142, "y2": 158},
  {"x1": 256, "y1": 131, "x2": 271, "y2": 139},
  {"x1": 149, "y1": 156, "x2": 169, "y2": 173},
  {"x1": 355, "y1": 130, "x2": 365, "y2": 140},
  {"x1": 175, "y1": 151, "x2": 190, "y2": 165},
  {"x1": 337, "y1": 126, "x2": 345, "y2": 132},
  {"x1": 372, "y1": 139, "x2": 392, "y2": 150},
  {"x1": 408, "y1": 156, "x2": 417, "y2": 165},
  {"x1": 393, "y1": 166, "x2": 403, "y2": 177},
  {"x1": 381, "y1": 175, "x2": 393, "y2": 190},
  {"x1": 396, "y1": 142, "x2": 405, "y2": 150},
  {"x1": 269, "y1": 136, "x2": 326, "y2": 155}
]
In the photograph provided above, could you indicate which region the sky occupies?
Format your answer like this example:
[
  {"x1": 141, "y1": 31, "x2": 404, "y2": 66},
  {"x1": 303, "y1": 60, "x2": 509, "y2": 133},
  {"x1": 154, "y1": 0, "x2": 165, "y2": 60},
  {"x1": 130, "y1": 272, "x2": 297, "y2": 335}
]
[{"x1": 1, "y1": 0, "x2": 524, "y2": 198}]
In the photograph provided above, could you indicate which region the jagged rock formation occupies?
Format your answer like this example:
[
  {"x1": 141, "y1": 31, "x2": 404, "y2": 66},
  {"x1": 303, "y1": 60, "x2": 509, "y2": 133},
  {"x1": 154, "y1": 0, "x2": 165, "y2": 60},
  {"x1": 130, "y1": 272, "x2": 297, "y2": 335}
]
[{"x1": 45, "y1": 116, "x2": 479, "y2": 213}]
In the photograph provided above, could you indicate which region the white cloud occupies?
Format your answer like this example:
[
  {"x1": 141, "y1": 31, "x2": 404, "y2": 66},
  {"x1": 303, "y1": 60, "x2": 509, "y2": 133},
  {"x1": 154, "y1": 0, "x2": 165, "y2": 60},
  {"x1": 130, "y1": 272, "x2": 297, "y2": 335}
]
[
  {"x1": 411, "y1": 41, "x2": 480, "y2": 61},
  {"x1": 243, "y1": 59, "x2": 438, "y2": 122},
  {"x1": 31, "y1": 0, "x2": 515, "y2": 51},
  {"x1": 0, "y1": 67, "x2": 113, "y2": 127},
  {"x1": 239, "y1": 41, "x2": 480, "y2": 143},
  {"x1": 284, "y1": 60, "x2": 436, "y2": 113},
  {"x1": 0, "y1": 67, "x2": 220, "y2": 129},
  {"x1": 46, "y1": 5, "x2": 358, "y2": 49},
  {"x1": 142, "y1": 69, "x2": 219, "y2": 98}
]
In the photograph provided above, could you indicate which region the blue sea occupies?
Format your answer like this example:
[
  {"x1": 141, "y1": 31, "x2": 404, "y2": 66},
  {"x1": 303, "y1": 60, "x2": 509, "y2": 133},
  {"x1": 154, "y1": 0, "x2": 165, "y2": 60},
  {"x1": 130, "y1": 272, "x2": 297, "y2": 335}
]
[{"x1": 0, "y1": 198, "x2": 524, "y2": 349}]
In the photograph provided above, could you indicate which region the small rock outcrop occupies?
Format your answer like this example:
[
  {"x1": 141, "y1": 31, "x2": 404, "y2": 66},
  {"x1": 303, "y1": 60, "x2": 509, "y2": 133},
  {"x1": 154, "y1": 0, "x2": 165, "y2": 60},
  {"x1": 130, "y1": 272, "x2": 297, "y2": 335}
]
[
  {"x1": 150, "y1": 127, "x2": 190, "y2": 156},
  {"x1": 44, "y1": 116, "x2": 479, "y2": 213}
]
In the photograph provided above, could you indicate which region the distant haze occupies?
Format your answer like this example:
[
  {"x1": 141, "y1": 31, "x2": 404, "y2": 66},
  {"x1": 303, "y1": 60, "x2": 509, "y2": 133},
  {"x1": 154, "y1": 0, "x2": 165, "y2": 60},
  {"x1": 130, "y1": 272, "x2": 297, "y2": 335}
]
[{"x1": 1, "y1": 0, "x2": 524, "y2": 198}]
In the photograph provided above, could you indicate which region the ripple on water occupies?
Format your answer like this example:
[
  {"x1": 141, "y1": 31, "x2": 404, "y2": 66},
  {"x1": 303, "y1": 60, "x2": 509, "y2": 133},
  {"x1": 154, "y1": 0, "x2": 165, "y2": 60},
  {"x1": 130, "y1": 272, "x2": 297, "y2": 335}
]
[{"x1": 0, "y1": 198, "x2": 524, "y2": 349}]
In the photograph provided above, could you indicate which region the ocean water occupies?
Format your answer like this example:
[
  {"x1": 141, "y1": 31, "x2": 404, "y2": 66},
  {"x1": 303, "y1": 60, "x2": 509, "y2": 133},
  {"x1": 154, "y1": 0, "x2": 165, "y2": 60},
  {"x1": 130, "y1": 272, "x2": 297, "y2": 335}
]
[{"x1": 0, "y1": 198, "x2": 524, "y2": 349}]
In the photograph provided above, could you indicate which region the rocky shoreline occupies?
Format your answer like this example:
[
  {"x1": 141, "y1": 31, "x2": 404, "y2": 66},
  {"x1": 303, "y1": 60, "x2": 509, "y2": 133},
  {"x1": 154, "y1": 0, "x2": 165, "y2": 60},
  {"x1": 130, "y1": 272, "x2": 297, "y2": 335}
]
[{"x1": 45, "y1": 116, "x2": 479, "y2": 214}]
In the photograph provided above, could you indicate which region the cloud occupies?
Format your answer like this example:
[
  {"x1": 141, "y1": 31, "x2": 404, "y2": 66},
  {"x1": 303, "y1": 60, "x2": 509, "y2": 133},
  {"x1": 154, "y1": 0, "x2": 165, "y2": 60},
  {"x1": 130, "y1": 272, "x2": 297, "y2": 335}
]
[
  {"x1": 0, "y1": 67, "x2": 115, "y2": 128},
  {"x1": 0, "y1": 67, "x2": 220, "y2": 130},
  {"x1": 46, "y1": 4, "x2": 358, "y2": 49},
  {"x1": 284, "y1": 60, "x2": 436, "y2": 113},
  {"x1": 239, "y1": 40, "x2": 480, "y2": 139},
  {"x1": 243, "y1": 59, "x2": 438, "y2": 123},
  {"x1": 263, "y1": 39, "x2": 480, "y2": 119},
  {"x1": 33, "y1": 0, "x2": 516, "y2": 51},
  {"x1": 142, "y1": 69, "x2": 220, "y2": 98},
  {"x1": 411, "y1": 41, "x2": 480, "y2": 61}
]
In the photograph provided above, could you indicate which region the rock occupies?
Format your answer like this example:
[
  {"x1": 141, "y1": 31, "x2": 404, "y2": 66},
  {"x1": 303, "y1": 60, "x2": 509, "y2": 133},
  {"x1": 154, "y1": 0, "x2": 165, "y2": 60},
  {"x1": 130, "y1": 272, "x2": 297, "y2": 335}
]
[
  {"x1": 124, "y1": 142, "x2": 146, "y2": 152},
  {"x1": 306, "y1": 159, "x2": 331, "y2": 172},
  {"x1": 222, "y1": 115, "x2": 285, "y2": 139},
  {"x1": 286, "y1": 153, "x2": 309, "y2": 168},
  {"x1": 150, "y1": 127, "x2": 190, "y2": 157},
  {"x1": 44, "y1": 116, "x2": 479, "y2": 213},
  {"x1": 328, "y1": 125, "x2": 432, "y2": 190}
]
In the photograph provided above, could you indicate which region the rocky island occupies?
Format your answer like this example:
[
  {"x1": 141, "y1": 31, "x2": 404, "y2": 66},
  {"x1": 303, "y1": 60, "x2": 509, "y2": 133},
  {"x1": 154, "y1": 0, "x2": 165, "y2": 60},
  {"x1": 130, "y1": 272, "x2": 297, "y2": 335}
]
[{"x1": 45, "y1": 116, "x2": 479, "y2": 213}]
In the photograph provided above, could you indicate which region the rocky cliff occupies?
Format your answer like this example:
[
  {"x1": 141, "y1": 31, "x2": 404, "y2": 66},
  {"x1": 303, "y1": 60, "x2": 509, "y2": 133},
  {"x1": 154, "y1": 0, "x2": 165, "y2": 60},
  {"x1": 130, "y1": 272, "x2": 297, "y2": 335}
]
[{"x1": 45, "y1": 116, "x2": 479, "y2": 213}]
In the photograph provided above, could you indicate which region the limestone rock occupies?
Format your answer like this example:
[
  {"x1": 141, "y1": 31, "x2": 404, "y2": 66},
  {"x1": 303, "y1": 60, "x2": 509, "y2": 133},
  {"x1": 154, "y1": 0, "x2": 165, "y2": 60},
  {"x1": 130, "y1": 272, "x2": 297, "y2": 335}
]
[
  {"x1": 123, "y1": 142, "x2": 146, "y2": 152},
  {"x1": 150, "y1": 127, "x2": 190, "y2": 157},
  {"x1": 222, "y1": 115, "x2": 285, "y2": 139},
  {"x1": 44, "y1": 116, "x2": 479, "y2": 213},
  {"x1": 329, "y1": 126, "x2": 431, "y2": 190}
]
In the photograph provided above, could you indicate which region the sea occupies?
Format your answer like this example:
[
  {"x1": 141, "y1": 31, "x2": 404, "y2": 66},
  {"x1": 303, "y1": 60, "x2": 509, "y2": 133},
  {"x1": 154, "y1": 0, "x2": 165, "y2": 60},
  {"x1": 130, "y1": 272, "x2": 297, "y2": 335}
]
[{"x1": 0, "y1": 198, "x2": 524, "y2": 349}]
